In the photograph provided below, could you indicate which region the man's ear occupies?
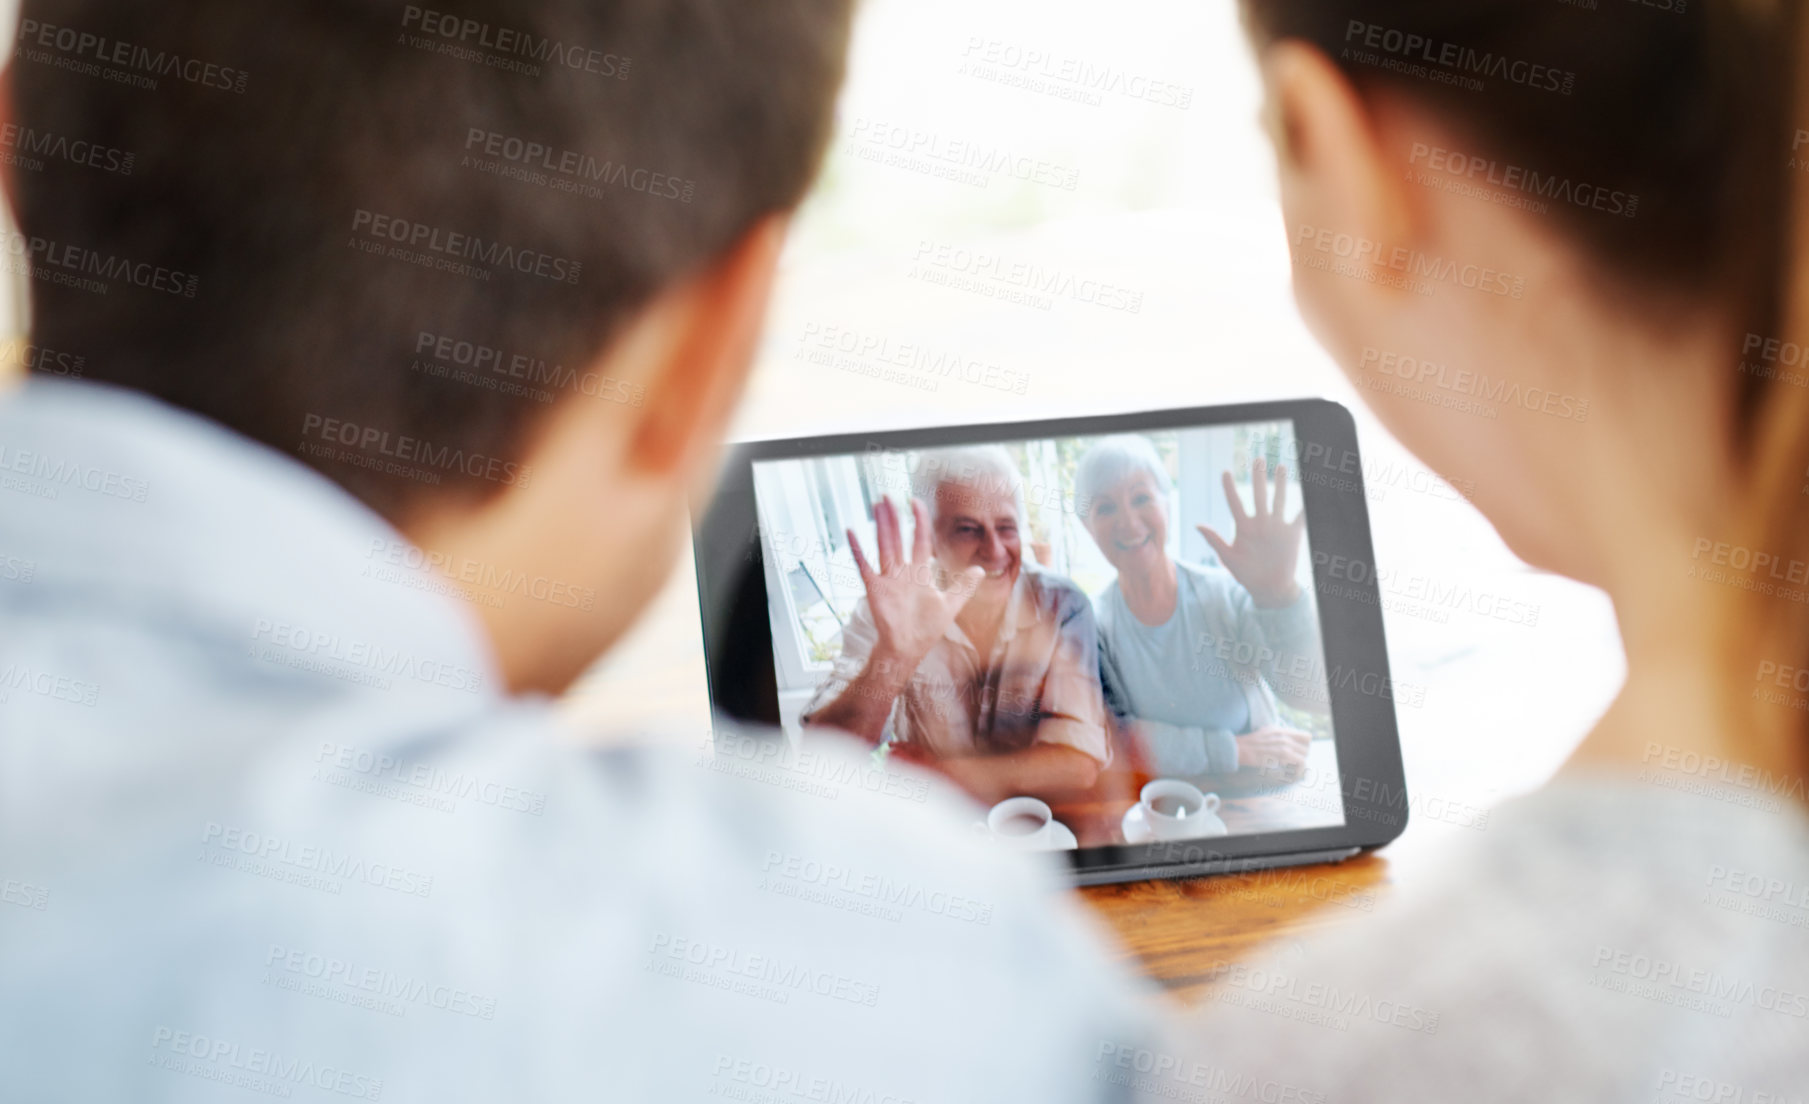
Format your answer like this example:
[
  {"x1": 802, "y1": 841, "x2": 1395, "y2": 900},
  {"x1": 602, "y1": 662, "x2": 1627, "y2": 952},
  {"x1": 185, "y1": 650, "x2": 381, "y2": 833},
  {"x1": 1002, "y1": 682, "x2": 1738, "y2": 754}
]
[{"x1": 625, "y1": 213, "x2": 791, "y2": 485}]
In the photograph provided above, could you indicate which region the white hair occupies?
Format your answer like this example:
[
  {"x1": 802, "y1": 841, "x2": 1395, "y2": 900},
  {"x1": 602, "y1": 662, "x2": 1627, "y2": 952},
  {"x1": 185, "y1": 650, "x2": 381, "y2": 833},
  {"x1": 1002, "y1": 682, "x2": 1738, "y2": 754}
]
[
  {"x1": 909, "y1": 446, "x2": 1025, "y2": 525},
  {"x1": 1074, "y1": 435, "x2": 1172, "y2": 519}
]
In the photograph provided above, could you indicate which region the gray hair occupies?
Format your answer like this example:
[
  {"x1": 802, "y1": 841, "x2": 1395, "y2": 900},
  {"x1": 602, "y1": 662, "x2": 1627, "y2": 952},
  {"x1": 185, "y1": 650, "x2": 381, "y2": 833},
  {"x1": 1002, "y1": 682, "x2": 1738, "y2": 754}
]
[
  {"x1": 909, "y1": 446, "x2": 1025, "y2": 525},
  {"x1": 1075, "y1": 435, "x2": 1172, "y2": 519}
]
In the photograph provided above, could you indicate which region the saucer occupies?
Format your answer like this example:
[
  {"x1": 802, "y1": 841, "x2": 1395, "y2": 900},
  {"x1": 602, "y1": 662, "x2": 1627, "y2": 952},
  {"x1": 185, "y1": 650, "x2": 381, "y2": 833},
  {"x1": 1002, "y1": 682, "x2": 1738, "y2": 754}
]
[
  {"x1": 972, "y1": 818, "x2": 1079, "y2": 851},
  {"x1": 1121, "y1": 802, "x2": 1228, "y2": 844}
]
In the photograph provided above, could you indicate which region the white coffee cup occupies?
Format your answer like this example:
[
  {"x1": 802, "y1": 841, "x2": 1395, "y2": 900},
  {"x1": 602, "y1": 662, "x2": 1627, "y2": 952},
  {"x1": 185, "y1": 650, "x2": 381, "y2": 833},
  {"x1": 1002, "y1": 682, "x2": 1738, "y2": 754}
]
[
  {"x1": 985, "y1": 796, "x2": 1055, "y2": 847},
  {"x1": 1139, "y1": 780, "x2": 1220, "y2": 841}
]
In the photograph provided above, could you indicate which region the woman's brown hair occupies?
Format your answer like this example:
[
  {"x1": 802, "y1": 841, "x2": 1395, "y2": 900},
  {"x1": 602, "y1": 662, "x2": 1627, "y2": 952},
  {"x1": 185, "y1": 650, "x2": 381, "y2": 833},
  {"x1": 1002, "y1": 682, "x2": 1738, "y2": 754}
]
[{"x1": 1242, "y1": 0, "x2": 1809, "y2": 760}]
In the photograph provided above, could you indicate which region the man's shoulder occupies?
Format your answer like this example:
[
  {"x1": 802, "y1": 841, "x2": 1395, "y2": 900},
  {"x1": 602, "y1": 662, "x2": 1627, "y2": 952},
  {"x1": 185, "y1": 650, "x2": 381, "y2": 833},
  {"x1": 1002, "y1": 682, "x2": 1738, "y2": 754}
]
[
  {"x1": 251, "y1": 711, "x2": 1152, "y2": 1055},
  {"x1": 1022, "y1": 564, "x2": 1096, "y2": 616},
  {"x1": 256, "y1": 708, "x2": 1062, "y2": 922},
  {"x1": 8, "y1": 703, "x2": 1169, "y2": 1100},
  {"x1": 597, "y1": 724, "x2": 1056, "y2": 893}
]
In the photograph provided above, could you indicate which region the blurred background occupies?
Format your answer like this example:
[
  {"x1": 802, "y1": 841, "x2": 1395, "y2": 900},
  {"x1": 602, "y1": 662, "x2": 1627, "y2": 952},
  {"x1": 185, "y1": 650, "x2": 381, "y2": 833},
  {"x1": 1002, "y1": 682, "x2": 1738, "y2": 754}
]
[{"x1": 0, "y1": 0, "x2": 1625, "y2": 868}]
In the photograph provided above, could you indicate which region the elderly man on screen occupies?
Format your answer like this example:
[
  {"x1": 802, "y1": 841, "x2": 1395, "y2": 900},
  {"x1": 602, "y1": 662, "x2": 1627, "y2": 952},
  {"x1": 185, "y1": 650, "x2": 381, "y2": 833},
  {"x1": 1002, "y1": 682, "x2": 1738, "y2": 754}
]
[
  {"x1": 802, "y1": 446, "x2": 1111, "y2": 805},
  {"x1": 1076, "y1": 435, "x2": 1324, "y2": 779}
]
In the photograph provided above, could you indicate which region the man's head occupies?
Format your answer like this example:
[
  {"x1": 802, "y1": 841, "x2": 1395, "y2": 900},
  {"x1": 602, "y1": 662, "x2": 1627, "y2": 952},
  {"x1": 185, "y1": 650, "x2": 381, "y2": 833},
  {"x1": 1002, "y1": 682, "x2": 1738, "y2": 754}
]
[
  {"x1": 909, "y1": 447, "x2": 1024, "y2": 601},
  {"x1": 12, "y1": 0, "x2": 854, "y2": 692}
]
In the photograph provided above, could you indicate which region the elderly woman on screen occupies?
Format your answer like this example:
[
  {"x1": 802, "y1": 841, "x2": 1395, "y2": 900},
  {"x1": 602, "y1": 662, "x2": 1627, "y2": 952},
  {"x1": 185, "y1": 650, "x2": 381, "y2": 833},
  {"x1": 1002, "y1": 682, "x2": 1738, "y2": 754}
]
[{"x1": 1076, "y1": 435, "x2": 1323, "y2": 778}]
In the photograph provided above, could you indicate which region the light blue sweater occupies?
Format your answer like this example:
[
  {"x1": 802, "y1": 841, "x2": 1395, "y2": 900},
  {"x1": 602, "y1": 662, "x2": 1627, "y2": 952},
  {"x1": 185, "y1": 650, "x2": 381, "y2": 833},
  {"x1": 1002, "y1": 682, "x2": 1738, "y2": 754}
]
[{"x1": 1097, "y1": 560, "x2": 1324, "y2": 776}]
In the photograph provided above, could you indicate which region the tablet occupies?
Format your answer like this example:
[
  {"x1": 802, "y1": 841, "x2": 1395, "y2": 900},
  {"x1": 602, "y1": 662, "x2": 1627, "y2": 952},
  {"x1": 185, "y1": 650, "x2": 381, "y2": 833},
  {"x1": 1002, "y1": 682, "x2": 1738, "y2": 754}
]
[{"x1": 693, "y1": 400, "x2": 1409, "y2": 885}]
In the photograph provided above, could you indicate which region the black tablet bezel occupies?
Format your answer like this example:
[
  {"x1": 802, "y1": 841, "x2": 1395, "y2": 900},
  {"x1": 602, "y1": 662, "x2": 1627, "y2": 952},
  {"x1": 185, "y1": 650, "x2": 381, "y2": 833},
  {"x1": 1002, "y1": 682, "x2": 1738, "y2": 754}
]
[{"x1": 692, "y1": 399, "x2": 1409, "y2": 881}]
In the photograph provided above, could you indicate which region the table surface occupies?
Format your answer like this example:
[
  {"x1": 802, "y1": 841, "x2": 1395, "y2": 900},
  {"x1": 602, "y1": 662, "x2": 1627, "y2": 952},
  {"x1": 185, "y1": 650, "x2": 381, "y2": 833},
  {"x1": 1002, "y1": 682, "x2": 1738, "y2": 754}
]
[
  {"x1": 1038, "y1": 739, "x2": 1385, "y2": 1008},
  {"x1": 1075, "y1": 846, "x2": 1394, "y2": 1009}
]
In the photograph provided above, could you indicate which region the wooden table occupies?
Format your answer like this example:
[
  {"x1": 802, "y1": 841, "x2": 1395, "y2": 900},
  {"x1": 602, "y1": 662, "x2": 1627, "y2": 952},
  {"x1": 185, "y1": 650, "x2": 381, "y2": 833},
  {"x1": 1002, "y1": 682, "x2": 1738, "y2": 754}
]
[
  {"x1": 1043, "y1": 739, "x2": 1376, "y2": 1008},
  {"x1": 1077, "y1": 848, "x2": 1395, "y2": 1009}
]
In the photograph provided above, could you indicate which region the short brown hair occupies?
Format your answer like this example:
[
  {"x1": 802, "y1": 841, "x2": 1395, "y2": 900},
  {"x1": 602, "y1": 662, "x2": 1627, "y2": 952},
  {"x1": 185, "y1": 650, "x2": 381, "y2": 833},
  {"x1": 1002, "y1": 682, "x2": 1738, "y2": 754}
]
[{"x1": 14, "y1": 0, "x2": 853, "y2": 518}]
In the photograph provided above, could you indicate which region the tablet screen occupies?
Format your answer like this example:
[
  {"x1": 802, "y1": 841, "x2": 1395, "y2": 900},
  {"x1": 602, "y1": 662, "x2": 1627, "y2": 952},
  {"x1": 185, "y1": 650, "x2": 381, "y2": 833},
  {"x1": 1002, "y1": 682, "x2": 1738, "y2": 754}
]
[{"x1": 748, "y1": 419, "x2": 1347, "y2": 849}]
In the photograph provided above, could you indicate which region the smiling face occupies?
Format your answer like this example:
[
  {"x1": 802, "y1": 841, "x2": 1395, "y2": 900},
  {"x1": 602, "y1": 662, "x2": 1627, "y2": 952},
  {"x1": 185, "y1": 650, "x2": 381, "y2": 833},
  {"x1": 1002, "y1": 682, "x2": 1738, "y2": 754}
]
[
  {"x1": 1083, "y1": 469, "x2": 1168, "y2": 580},
  {"x1": 932, "y1": 481, "x2": 1021, "y2": 602}
]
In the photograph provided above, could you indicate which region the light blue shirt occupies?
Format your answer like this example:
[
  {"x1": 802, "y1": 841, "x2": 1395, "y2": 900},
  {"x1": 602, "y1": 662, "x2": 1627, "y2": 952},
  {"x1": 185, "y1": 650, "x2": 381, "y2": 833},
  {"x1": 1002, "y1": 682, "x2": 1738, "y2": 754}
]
[
  {"x1": 0, "y1": 379, "x2": 1176, "y2": 1102},
  {"x1": 1098, "y1": 561, "x2": 1324, "y2": 777}
]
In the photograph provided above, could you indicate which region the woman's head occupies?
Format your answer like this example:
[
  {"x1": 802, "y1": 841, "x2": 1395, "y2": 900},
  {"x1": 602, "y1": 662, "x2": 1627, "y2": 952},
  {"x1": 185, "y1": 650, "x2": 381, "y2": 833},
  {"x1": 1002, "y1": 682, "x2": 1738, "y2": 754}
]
[
  {"x1": 1077, "y1": 436, "x2": 1174, "y2": 579},
  {"x1": 1238, "y1": 1, "x2": 1809, "y2": 749},
  {"x1": 1241, "y1": 0, "x2": 1795, "y2": 578}
]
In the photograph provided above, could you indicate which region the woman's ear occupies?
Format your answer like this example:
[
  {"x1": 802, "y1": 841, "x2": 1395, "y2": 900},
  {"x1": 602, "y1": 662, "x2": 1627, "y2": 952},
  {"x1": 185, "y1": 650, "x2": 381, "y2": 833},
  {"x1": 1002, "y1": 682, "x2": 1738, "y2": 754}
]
[
  {"x1": 1259, "y1": 42, "x2": 1419, "y2": 348},
  {"x1": 1263, "y1": 41, "x2": 1408, "y2": 241}
]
